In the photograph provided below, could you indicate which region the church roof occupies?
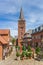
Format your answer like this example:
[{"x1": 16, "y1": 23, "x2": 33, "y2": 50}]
[{"x1": 19, "y1": 8, "x2": 24, "y2": 20}]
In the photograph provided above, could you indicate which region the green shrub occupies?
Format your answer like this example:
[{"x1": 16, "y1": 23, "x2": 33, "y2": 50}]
[
  {"x1": 22, "y1": 45, "x2": 26, "y2": 51},
  {"x1": 35, "y1": 47, "x2": 41, "y2": 55},
  {"x1": 16, "y1": 52, "x2": 20, "y2": 57},
  {"x1": 25, "y1": 51, "x2": 29, "y2": 57},
  {"x1": 28, "y1": 46, "x2": 32, "y2": 52},
  {"x1": 21, "y1": 51, "x2": 26, "y2": 57}
]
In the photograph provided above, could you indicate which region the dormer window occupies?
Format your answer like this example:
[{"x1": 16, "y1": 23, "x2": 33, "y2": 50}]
[
  {"x1": 38, "y1": 27, "x2": 40, "y2": 31},
  {"x1": 35, "y1": 29, "x2": 37, "y2": 32}
]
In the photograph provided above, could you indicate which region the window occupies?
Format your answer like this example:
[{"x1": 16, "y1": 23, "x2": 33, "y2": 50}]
[
  {"x1": 36, "y1": 36, "x2": 38, "y2": 39},
  {"x1": 32, "y1": 30, "x2": 35, "y2": 33},
  {"x1": 20, "y1": 27, "x2": 23, "y2": 30},
  {"x1": 0, "y1": 34, "x2": 8, "y2": 36},
  {"x1": 35, "y1": 28, "x2": 37, "y2": 32},
  {"x1": 32, "y1": 36, "x2": 35, "y2": 39},
  {"x1": 38, "y1": 36, "x2": 40, "y2": 39},
  {"x1": 32, "y1": 37, "x2": 34, "y2": 39},
  {"x1": 38, "y1": 27, "x2": 40, "y2": 31},
  {"x1": 40, "y1": 35, "x2": 43, "y2": 39},
  {"x1": 32, "y1": 30, "x2": 34, "y2": 33},
  {"x1": 21, "y1": 32, "x2": 23, "y2": 35},
  {"x1": 41, "y1": 27, "x2": 42, "y2": 30}
]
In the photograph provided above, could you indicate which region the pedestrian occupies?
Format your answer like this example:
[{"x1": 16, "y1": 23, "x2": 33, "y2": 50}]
[{"x1": 3, "y1": 49, "x2": 5, "y2": 60}]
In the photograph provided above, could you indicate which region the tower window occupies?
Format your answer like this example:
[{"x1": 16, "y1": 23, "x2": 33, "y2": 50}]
[
  {"x1": 35, "y1": 29, "x2": 37, "y2": 32},
  {"x1": 21, "y1": 32, "x2": 23, "y2": 35},
  {"x1": 20, "y1": 27, "x2": 23, "y2": 29}
]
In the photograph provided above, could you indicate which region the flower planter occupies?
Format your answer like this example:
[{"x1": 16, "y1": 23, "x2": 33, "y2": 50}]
[
  {"x1": 28, "y1": 52, "x2": 32, "y2": 59},
  {"x1": 22, "y1": 57, "x2": 24, "y2": 60},
  {"x1": 26, "y1": 57, "x2": 28, "y2": 59},
  {"x1": 20, "y1": 57, "x2": 24, "y2": 60},
  {"x1": 20, "y1": 51, "x2": 26, "y2": 60},
  {"x1": 29, "y1": 57, "x2": 32, "y2": 59},
  {"x1": 17, "y1": 57, "x2": 20, "y2": 60}
]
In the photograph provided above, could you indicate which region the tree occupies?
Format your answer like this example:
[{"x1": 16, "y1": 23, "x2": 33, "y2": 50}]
[{"x1": 11, "y1": 38, "x2": 16, "y2": 45}]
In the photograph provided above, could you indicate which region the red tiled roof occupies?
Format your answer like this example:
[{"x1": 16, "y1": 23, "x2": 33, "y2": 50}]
[
  {"x1": 0, "y1": 29, "x2": 10, "y2": 44},
  {"x1": 0, "y1": 36, "x2": 7, "y2": 44},
  {"x1": 0, "y1": 29, "x2": 10, "y2": 34}
]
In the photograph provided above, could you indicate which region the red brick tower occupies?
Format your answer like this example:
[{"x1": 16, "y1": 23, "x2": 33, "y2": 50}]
[{"x1": 18, "y1": 8, "x2": 25, "y2": 48}]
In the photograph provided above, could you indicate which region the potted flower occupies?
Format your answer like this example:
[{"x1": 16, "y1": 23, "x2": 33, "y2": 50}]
[
  {"x1": 35, "y1": 47, "x2": 41, "y2": 59},
  {"x1": 28, "y1": 46, "x2": 32, "y2": 52},
  {"x1": 28, "y1": 52, "x2": 32, "y2": 59},
  {"x1": 25, "y1": 51, "x2": 29, "y2": 59},
  {"x1": 16, "y1": 52, "x2": 20, "y2": 60},
  {"x1": 20, "y1": 51, "x2": 25, "y2": 60},
  {"x1": 22, "y1": 45, "x2": 26, "y2": 51}
]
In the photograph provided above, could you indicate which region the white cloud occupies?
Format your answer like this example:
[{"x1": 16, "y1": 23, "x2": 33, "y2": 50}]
[
  {"x1": 0, "y1": 21, "x2": 18, "y2": 37},
  {"x1": 10, "y1": 29, "x2": 18, "y2": 37},
  {"x1": 0, "y1": 0, "x2": 23, "y2": 14},
  {"x1": 0, "y1": 0, "x2": 43, "y2": 37}
]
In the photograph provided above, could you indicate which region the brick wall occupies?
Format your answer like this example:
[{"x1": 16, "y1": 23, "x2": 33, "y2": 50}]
[
  {"x1": 18, "y1": 20, "x2": 25, "y2": 47},
  {"x1": 0, "y1": 45, "x2": 3, "y2": 60}
]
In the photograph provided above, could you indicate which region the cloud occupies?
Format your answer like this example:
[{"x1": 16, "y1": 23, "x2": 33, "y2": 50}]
[
  {"x1": 0, "y1": 20, "x2": 18, "y2": 37},
  {"x1": 10, "y1": 29, "x2": 18, "y2": 37},
  {"x1": 0, "y1": 0, "x2": 22, "y2": 14},
  {"x1": 0, "y1": 0, "x2": 43, "y2": 37}
]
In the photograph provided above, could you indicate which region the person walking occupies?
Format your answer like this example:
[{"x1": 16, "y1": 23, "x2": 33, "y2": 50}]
[{"x1": 3, "y1": 49, "x2": 5, "y2": 60}]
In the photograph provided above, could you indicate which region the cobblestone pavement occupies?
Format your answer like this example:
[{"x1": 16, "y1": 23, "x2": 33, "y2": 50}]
[{"x1": 0, "y1": 47, "x2": 43, "y2": 65}]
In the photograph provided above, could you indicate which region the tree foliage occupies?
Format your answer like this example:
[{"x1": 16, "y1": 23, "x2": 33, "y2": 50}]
[{"x1": 11, "y1": 38, "x2": 16, "y2": 45}]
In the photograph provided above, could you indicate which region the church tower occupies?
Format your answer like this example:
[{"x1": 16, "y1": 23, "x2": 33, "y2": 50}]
[{"x1": 18, "y1": 8, "x2": 25, "y2": 47}]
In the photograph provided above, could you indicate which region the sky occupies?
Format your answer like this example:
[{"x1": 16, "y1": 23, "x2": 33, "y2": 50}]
[{"x1": 0, "y1": 0, "x2": 43, "y2": 37}]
